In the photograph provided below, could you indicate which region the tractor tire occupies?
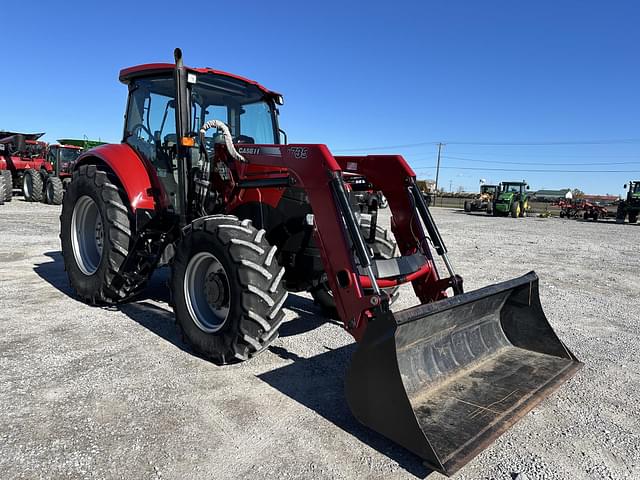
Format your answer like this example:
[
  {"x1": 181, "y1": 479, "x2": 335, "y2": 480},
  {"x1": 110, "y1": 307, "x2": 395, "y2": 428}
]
[
  {"x1": 629, "y1": 213, "x2": 638, "y2": 224},
  {"x1": 486, "y1": 203, "x2": 493, "y2": 215},
  {"x1": 464, "y1": 201, "x2": 471, "y2": 213},
  {"x1": 45, "y1": 176, "x2": 64, "y2": 205},
  {"x1": 311, "y1": 219, "x2": 398, "y2": 319},
  {"x1": 22, "y1": 169, "x2": 44, "y2": 202},
  {"x1": 616, "y1": 204, "x2": 626, "y2": 223},
  {"x1": 171, "y1": 215, "x2": 287, "y2": 364},
  {"x1": 0, "y1": 175, "x2": 5, "y2": 205},
  {"x1": 0, "y1": 170, "x2": 11, "y2": 202},
  {"x1": 510, "y1": 202, "x2": 520, "y2": 218},
  {"x1": 61, "y1": 165, "x2": 148, "y2": 304}
]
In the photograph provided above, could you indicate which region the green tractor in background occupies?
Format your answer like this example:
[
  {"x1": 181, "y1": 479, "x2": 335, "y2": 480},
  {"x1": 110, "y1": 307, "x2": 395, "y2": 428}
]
[
  {"x1": 493, "y1": 181, "x2": 530, "y2": 218},
  {"x1": 616, "y1": 180, "x2": 640, "y2": 223}
]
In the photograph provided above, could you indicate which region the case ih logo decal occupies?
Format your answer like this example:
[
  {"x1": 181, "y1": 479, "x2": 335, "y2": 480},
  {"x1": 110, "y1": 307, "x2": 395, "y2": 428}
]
[
  {"x1": 288, "y1": 147, "x2": 308, "y2": 159},
  {"x1": 238, "y1": 147, "x2": 260, "y2": 155}
]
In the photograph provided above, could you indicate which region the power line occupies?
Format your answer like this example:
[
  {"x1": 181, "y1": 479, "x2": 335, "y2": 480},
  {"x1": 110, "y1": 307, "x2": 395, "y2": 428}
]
[
  {"x1": 333, "y1": 138, "x2": 640, "y2": 152},
  {"x1": 440, "y1": 155, "x2": 640, "y2": 166},
  {"x1": 412, "y1": 165, "x2": 640, "y2": 173}
]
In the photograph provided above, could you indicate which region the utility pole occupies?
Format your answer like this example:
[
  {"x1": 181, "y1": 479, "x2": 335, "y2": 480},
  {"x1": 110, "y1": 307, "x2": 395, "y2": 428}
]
[
  {"x1": 434, "y1": 142, "x2": 444, "y2": 193},
  {"x1": 449, "y1": 180, "x2": 453, "y2": 193}
]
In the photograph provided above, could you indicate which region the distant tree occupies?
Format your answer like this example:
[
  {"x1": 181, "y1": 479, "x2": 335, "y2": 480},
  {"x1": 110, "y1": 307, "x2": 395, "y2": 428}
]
[{"x1": 572, "y1": 188, "x2": 585, "y2": 198}]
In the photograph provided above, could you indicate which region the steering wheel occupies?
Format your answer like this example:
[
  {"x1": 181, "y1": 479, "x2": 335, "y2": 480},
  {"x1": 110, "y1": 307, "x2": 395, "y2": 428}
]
[{"x1": 130, "y1": 123, "x2": 155, "y2": 142}]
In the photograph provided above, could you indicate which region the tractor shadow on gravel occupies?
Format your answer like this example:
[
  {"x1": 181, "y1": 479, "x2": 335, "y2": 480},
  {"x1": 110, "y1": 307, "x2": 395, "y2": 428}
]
[
  {"x1": 259, "y1": 345, "x2": 433, "y2": 478},
  {"x1": 34, "y1": 251, "x2": 430, "y2": 475},
  {"x1": 33, "y1": 250, "x2": 342, "y2": 348}
]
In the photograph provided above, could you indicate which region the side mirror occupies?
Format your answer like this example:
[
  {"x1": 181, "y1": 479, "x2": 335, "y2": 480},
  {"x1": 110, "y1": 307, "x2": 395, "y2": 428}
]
[
  {"x1": 624, "y1": 184, "x2": 627, "y2": 189},
  {"x1": 526, "y1": 185, "x2": 530, "y2": 190}
]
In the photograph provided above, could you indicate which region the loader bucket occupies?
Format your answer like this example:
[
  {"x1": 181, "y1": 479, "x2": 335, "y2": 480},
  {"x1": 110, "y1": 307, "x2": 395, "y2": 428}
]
[{"x1": 345, "y1": 271, "x2": 581, "y2": 476}]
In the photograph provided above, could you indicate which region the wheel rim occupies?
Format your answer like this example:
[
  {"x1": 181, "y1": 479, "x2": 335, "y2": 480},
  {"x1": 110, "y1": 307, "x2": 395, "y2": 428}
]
[
  {"x1": 184, "y1": 252, "x2": 231, "y2": 333},
  {"x1": 71, "y1": 196, "x2": 104, "y2": 275},
  {"x1": 23, "y1": 174, "x2": 32, "y2": 198}
]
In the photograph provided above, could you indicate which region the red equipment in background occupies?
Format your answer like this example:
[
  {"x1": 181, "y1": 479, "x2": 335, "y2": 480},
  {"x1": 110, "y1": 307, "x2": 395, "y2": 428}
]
[
  {"x1": 557, "y1": 198, "x2": 608, "y2": 221},
  {"x1": 0, "y1": 132, "x2": 52, "y2": 203}
]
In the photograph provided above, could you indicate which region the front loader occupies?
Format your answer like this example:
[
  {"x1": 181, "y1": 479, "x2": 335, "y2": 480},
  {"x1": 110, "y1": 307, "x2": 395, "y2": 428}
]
[{"x1": 59, "y1": 50, "x2": 581, "y2": 476}]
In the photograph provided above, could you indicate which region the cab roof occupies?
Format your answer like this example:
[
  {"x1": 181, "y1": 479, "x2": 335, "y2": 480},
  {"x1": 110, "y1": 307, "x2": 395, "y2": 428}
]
[
  {"x1": 119, "y1": 63, "x2": 280, "y2": 97},
  {"x1": 51, "y1": 144, "x2": 83, "y2": 150}
]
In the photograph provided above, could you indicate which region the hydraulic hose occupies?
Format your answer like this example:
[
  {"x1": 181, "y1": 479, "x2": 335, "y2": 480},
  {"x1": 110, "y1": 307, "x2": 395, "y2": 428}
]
[{"x1": 199, "y1": 120, "x2": 247, "y2": 163}]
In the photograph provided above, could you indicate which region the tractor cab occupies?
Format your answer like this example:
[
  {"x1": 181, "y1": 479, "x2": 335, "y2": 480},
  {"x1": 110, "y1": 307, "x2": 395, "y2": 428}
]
[
  {"x1": 627, "y1": 181, "x2": 640, "y2": 202},
  {"x1": 501, "y1": 181, "x2": 527, "y2": 195},
  {"x1": 119, "y1": 64, "x2": 284, "y2": 214},
  {"x1": 48, "y1": 144, "x2": 83, "y2": 178},
  {"x1": 479, "y1": 184, "x2": 498, "y2": 198}
]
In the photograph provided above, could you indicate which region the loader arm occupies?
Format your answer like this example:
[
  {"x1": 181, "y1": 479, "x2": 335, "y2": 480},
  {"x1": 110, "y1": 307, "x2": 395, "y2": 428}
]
[{"x1": 229, "y1": 144, "x2": 447, "y2": 341}]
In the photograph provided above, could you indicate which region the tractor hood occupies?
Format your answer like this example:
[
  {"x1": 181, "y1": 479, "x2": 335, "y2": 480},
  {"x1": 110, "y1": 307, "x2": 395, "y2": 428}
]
[{"x1": 497, "y1": 191, "x2": 515, "y2": 202}]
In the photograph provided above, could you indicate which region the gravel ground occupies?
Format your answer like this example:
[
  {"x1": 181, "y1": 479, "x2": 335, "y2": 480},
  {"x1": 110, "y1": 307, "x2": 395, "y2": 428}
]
[{"x1": 0, "y1": 199, "x2": 638, "y2": 480}]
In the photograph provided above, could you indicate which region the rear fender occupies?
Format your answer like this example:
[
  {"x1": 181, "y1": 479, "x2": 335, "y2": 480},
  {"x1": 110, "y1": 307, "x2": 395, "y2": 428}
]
[{"x1": 74, "y1": 143, "x2": 164, "y2": 211}]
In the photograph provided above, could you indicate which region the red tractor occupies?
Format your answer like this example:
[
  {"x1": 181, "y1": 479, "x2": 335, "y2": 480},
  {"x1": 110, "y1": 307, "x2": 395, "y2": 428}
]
[
  {"x1": 45, "y1": 142, "x2": 85, "y2": 204},
  {"x1": 0, "y1": 131, "x2": 53, "y2": 203},
  {"x1": 59, "y1": 50, "x2": 581, "y2": 476}
]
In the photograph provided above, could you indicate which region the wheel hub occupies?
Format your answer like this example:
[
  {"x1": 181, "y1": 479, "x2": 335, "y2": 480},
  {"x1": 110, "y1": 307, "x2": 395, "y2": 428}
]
[
  {"x1": 71, "y1": 195, "x2": 104, "y2": 275},
  {"x1": 205, "y1": 272, "x2": 228, "y2": 309},
  {"x1": 184, "y1": 252, "x2": 231, "y2": 333}
]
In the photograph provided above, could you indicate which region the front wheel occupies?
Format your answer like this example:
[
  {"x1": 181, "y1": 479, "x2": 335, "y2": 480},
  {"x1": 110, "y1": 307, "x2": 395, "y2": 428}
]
[
  {"x1": 23, "y1": 169, "x2": 44, "y2": 202},
  {"x1": 464, "y1": 201, "x2": 471, "y2": 213},
  {"x1": 171, "y1": 216, "x2": 288, "y2": 364},
  {"x1": 45, "y1": 176, "x2": 64, "y2": 205},
  {"x1": 629, "y1": 213, "x2": 638, "y2": 223},
  {"x1": 510, "y1": 201, "x2": 520, "y2": 218}
]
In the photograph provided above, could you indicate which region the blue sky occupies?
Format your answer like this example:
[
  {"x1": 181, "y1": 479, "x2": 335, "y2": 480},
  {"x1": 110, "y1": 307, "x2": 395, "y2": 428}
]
[{"x1": 2, "y1": 0, "x2": 639, "y2": 195}]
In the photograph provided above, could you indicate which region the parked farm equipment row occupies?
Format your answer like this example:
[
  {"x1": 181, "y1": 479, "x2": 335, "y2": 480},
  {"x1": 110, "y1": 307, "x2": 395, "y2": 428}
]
[
  {"x1": 463, "y1": 181, "x2": 530, "y2": 218},
  {"x1": 0, "y1": 133, "x2": 104, "y2": 205}
]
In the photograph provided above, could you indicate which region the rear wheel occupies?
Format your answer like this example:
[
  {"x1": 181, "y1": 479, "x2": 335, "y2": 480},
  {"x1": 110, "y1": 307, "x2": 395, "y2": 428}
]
[
  {"x1": 22, "y1": 169, "x2": 44, "y2": 202},
  {"x1": 45, "y1": 176, "x2": 64, "y2": 205},
  {"x1": 0, "y1": 170, "x2": 11, "y2": 202},
  {"x1": 616, "y1": 204, "x2": 626, "y2": 223},
  {"x1": 61, "y1": 165, "x2": 148, "y2": 304},
  {"x1": 0, "y1": 175, "x2": 5, "y2": 205},
  {"x1": 464, "y1": 201, "x2": 471, "y2": 212},
  {"x1": 629, "y1": 212, "x2": 638, "y2": 223},
  {"x1": 311, "y1": 219, "x2": 398, "y2": 319},
  {"x1": 171, "y1": 215, "x2": 287, "y2": 364}
]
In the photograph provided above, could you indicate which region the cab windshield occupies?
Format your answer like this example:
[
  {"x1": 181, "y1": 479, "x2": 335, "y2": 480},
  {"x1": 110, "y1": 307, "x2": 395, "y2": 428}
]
[
  {"x1": 503, "y1": 184, "x2": 523, "y2": 193},
  {"x1": 632, "y1": 183, "x2": 640, "y2": 193},
  {"x1": 191, "y1": 74, "x2": 278, "y2": 144},
  {"x1": 60, "y1": 147, "x2": 82, "y2": 163}
]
